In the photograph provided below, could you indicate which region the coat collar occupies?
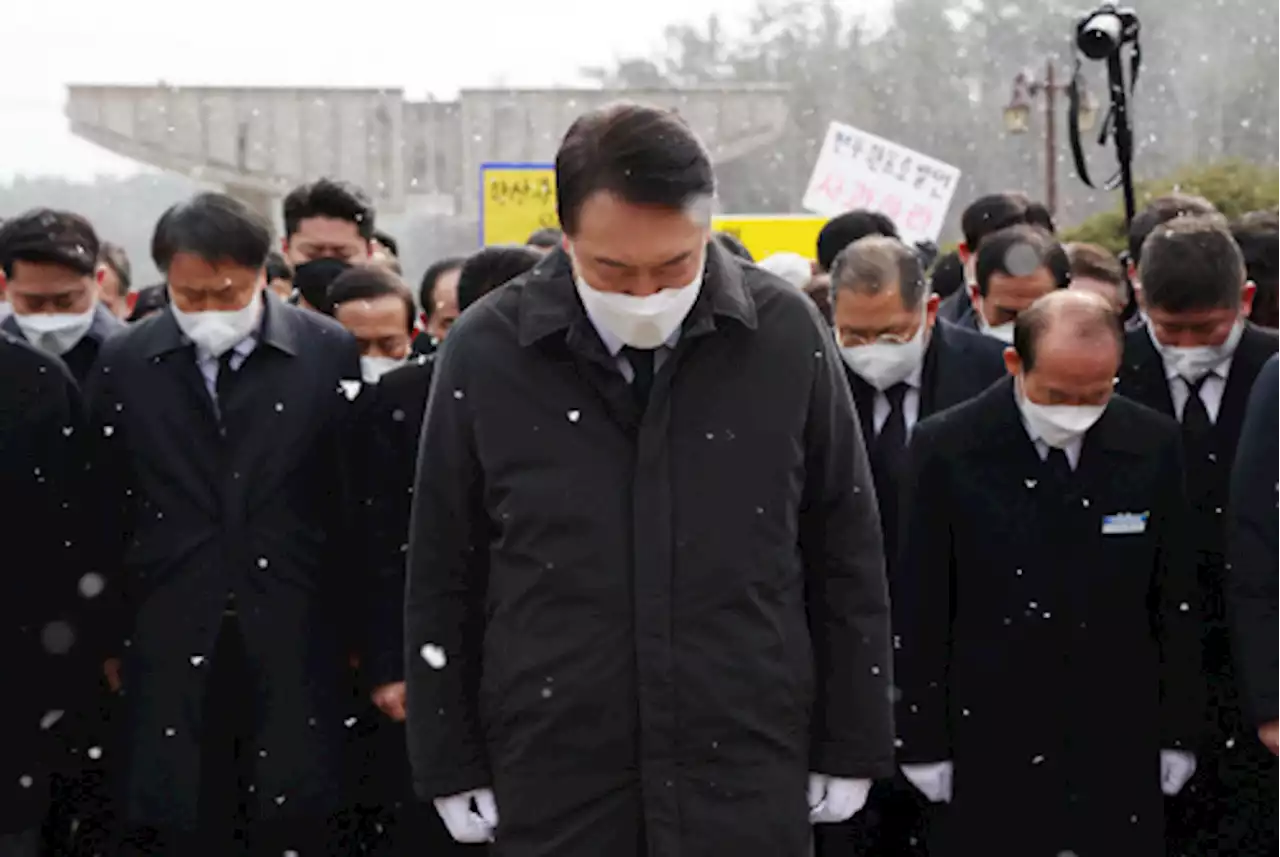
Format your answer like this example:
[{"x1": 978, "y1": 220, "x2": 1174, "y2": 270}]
[
  {"x1": 142, "y1": 289, "x2": 298, "y2": 360},
  {"x1": 515, "y1": 241, "x2": 758, "y2": 349},
  {"x1": 981, "y1": 374, "x2": 1151, "y2": 458}
]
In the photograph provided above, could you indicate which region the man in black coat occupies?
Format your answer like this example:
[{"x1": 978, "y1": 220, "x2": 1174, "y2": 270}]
[
  {"x1": 1114, "y1": 216, "x2": 1279, "y2": 855},
  {"x1": 895, "y1": 290, "x2": 1203, "y2": 856},
  {"x1": 86, "y1": 193, "x2": 367, "y2": 857},
  {"x1": 0, "y1": 209, "x2": 125, "y2": 384},
  {"x1": 935, "y1": 192, "x2": 1036, "y2": 331},
  {"x1": 817, "y1": 235, "x2": 1005, "y2": 857},
  {"x1": 0, "y1": 332, "x2": 95, "y2": 857},
  {"x1": 406, "y1": 103, "x2": 894, "y2": 856},
  {"x1": 1227, "y1": 355, "x2": 1278, "y2": 762}
]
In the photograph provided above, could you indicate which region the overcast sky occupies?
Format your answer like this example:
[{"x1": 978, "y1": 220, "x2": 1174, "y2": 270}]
[{"x1": 3, "y1": 0, "x2": 867, "y2": 180}]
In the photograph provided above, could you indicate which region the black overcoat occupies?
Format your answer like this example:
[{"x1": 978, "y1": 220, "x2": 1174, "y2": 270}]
[
  {"x1": 405, "y1": 245, "x2": 895, "y2": 857},
  {"x1": 84, "y1": 292, "x2": 367, "y2": 830},
  {"x1": 0, "y1": 333, "x2": 93, "y2": 833},
  {"x1": 893, "y1": 378, "x2": 1203, "y2": 856}
]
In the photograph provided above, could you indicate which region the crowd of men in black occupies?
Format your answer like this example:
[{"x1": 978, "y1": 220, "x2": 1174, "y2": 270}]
[{"x1": 0, "y1": 101, "x2": 1276, "y2": 857}]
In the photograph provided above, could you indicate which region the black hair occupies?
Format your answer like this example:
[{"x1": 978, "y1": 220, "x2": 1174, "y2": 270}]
[
  {"x1": 1233, "y1": 210, "x2": 1278, "y2": 328},
  {"x1": 151, "y1": 193, "x2": 271, "y2": 273},
  {"x1": 1025, "y1": 202, "x2": 1056, "y2": 234},
  {"x1": 98, "y1": 241, "x2": 132, "y2": 290},
  {"x1": 0, "y1": 208, "x2": 100, "y2": 278},
  {"x1": 457, "y1": 246, "x2": 543, "y2": 312},
  {"x1": 816, "y1": 209, "x2": 900, "y2": 273},
  {"x1": 974, "y1": 224, "x2": 1071, "y2": 297},
  {"x1": 555, "y1": 103, "x2": 715, "y2": 236},
  {"x1": 327, "y1": 266, "x2": 416, "y2": 334},
  {"x1": 283, "y1": 178, "x2": 375, "y2": 241},
  {"x1": 928, "y1": 250, "x2": 965, "y2": 299},
  {"x1": 714, "y1": 231, "x2": 754, "y2": 263},
  {"x1": 1014, "y1": 291, "x2": 1122, "y2": 373},
  {"x1": 265, "y1": 251, "x2": 293, "y2": 284},
  {"x1": 961, "y1": 192, "x2": 1031, "y2": 251},
  {"x1": 526, "y1": 227, "x2": 563, "y2": 249},
  {"x1": 1140, "y1": 216, "x2": 1246, "y2": 314},
  {"x1": 292, "y1": 258, "x2": 351, "y2": 314},
  {"x1": 419, "y1": 256, "x2": 466, "y2": 318},
  {"x1": 373, "y1": 229, "x2": 399, "y2": 256},
  {"x1": 1128, "y1": 194, "x2": 1219, "y2": 263},
  {"x1": 127, "y1": 282, "x2": 170, "y2": 322}
]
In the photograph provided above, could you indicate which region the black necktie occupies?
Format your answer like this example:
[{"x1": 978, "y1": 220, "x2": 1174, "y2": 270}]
[
  {"x1": 1180, "y1": 375, "x2": 1212, "y2": 442},
  {"x1": 623, "y1": 347, "x2": 656, "y2": 410},
  {"x1": 215, "y1": 350, "x2": 239, "y2": 408},
  {"x1": 1044, "y1": 446, "x2": 1074, "y2": 485},
  {"x1": 874, "y1": 383, "x2": 910, "y2": 468}
]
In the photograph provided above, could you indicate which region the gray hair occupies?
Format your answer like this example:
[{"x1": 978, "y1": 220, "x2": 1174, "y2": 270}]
[{"x1": 829, "y1": 235, "x2": 928, "y2": 309}]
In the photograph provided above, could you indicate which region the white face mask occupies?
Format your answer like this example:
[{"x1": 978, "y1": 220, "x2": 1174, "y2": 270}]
[
  {"x1": 171, "y1": 292, "x2": 262, "y2": 357},
  {"x1": 1017, "y1": 376, "x2": 1107, "y2": 449},
  {"x1": 1148, "y1": 318, "x2": 1244, "y2": 381},
  {"x1": 572, "y1": 250, "x2": 705, "y2": 350},
  {"x1": 360, "y1": 355, "x2": 404, "y2": 384},
  {"x1": 979, "y1": 312, "x2": 1015, "y2": 344},
  {"x1": 15, "y1": 306, "x2": 96, "y2": 356},
  {"x1": 839, "y1": 299, "x2": 930, "y2": 391}
]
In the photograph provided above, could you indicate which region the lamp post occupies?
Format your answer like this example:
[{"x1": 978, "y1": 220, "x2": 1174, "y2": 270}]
[{"x1": 1003, "y1": 59, "x2": 1098, "y2": 217}]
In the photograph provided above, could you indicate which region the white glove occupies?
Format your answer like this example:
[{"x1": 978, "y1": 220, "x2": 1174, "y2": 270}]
[
  {"x1": 901, "y1": 761, "x2": 953, "y2": 804},
  {"x1": 434, "y1": 788, "x2": 499, "y2": 843},
  {"x1": 1160, "y1": 750, "x2": 1196, "y2": 796},
  {"x1": 807, "y1": 773, "x2": 872, "y2": 824}
]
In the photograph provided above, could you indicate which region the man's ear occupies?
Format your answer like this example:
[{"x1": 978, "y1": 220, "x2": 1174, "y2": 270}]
[
  {"x1": 1003, "y1": 346, "x2": 1021, "y2": 378},
  {"x1": 957, "y1": 241, "x2": 971, "y2": 264},
  {"x1": 1241, "y1": 281, "x2": 1257, "y2": 318}
]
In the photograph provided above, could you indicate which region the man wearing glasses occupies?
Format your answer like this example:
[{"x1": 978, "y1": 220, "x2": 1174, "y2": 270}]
[{"x1": 817, "y1": 234, "x2": 1006, "y2": 857}]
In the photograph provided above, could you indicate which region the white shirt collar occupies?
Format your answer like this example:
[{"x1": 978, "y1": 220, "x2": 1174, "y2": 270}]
[{"x1": 587, "y1": 313, "x2": 681, "y2": 357}]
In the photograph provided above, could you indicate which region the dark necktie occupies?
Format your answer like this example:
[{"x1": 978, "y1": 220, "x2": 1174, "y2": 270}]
[
  {"x1": 870, "y1": 384, "x2": 910, "y2": 538},
  {"x1": 1044, "y1": 446, "x2": 1074, "y2": 485},
  {"x1": 215, "y1": 350, "x2": 239, "y2": 409},
  {"x1": 873, "y1": 383, "x2": 910, "y2": 473},
  {"x1": 1180, "y1": 375, "x2": 1212, "y2": 442},
  {"x1": 623, "y1": 347, "x2": 656, "y2": 410}
]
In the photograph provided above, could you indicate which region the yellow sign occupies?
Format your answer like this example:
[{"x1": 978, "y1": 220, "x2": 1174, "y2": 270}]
[
  {"x1": 711, "y1": 215, "x2": 826, "y2": 262},
  {"x1": 480, "y1": 163, "x2": 557, "y2": 246},
  {"x1": 478, "y1": 168, "x2": 825, "y2": 262}
]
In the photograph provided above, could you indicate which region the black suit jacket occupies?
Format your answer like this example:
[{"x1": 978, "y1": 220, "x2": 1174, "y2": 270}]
[
  {"x1": 1227, "y1": 354, "x2": 1278, "y2": 726},
  {"x1": 935, "y1": 287, "x2": 978, "y2": 331},
  {"x1": 1116, "y1": 322, "x2": 1278, "y2": 740},
  {"x1": 894, "y1": 378, "x2": 1200, "y2": 853},
  {"x1": 843, "y1": 318, "x2": 1006, "y2": 562},
  {"x1": 2, "y1": 302, "x2": 124, "y2": 385},
  {"x1": 84, "y1": 291, "x2": 367, "y2": 828},
  {"x1": 0, "y1": 332, "x2": 93, "y2": 830},
  {"x1": 362, "y1": 354, "x2": 435, "y2": 688}
]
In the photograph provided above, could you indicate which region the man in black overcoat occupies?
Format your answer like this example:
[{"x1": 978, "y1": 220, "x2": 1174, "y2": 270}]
[
  {"x1": 86, "y1": 193, "x2": 367, "y2": 857},
  {"x1": 1114, "y1": 215, "x2": 1279, "y2": 854},
  {"x1": 817, "y1": 235, "x2": 1005, "y2": 857},
  {"x1": 895, "y1": 290, "x2": 1203, "y2": 856},
  {"x1": 0, "y1": 332, "x2": 95, "y2": 857},
  {"x1": 405, "y1": 103, "x2": 895, "y2": 856}
]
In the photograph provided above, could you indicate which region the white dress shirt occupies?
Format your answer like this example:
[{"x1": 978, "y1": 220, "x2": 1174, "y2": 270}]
[
  {"x1": 1165, "y1": 360, "x2": 1231, "y2": 424},
  {"x1": 583, "y1": 312, "x2": 681, "y2": 382},
  {"x1": 196, "y1": 334, "x2": 259, "y2": 403},
  {"x1": 871, "y1": 361, "x2": 924, "y2": 436}
]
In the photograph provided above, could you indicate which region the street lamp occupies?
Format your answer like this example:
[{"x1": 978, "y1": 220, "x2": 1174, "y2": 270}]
[{"x1": 1003, "y1": 59, "x2": 1098, "y2": 216}]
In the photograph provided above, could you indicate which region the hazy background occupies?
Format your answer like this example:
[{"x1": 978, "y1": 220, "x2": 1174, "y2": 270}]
[{"x1": 2, "y1": 0, "x2": 1276, "y2": 287}]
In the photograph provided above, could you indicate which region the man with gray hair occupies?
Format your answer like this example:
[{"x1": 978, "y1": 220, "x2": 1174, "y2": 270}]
[
  {"x1": 894, "y1": 289, "x2": 1202, "y2": 855},
  {"x1": 818, "y1": 234, "x2": 1005, "y2": 857}
]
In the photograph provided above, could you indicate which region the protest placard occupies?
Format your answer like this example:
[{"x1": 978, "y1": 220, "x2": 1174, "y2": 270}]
[{"x1": 801, "y1": 122, "x2": 961, "y2": 244}]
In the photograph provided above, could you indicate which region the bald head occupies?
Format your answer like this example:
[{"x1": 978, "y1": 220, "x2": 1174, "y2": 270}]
[{"x1": 1007, "y1": 290, "x2": 1122, "y2": 407}]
